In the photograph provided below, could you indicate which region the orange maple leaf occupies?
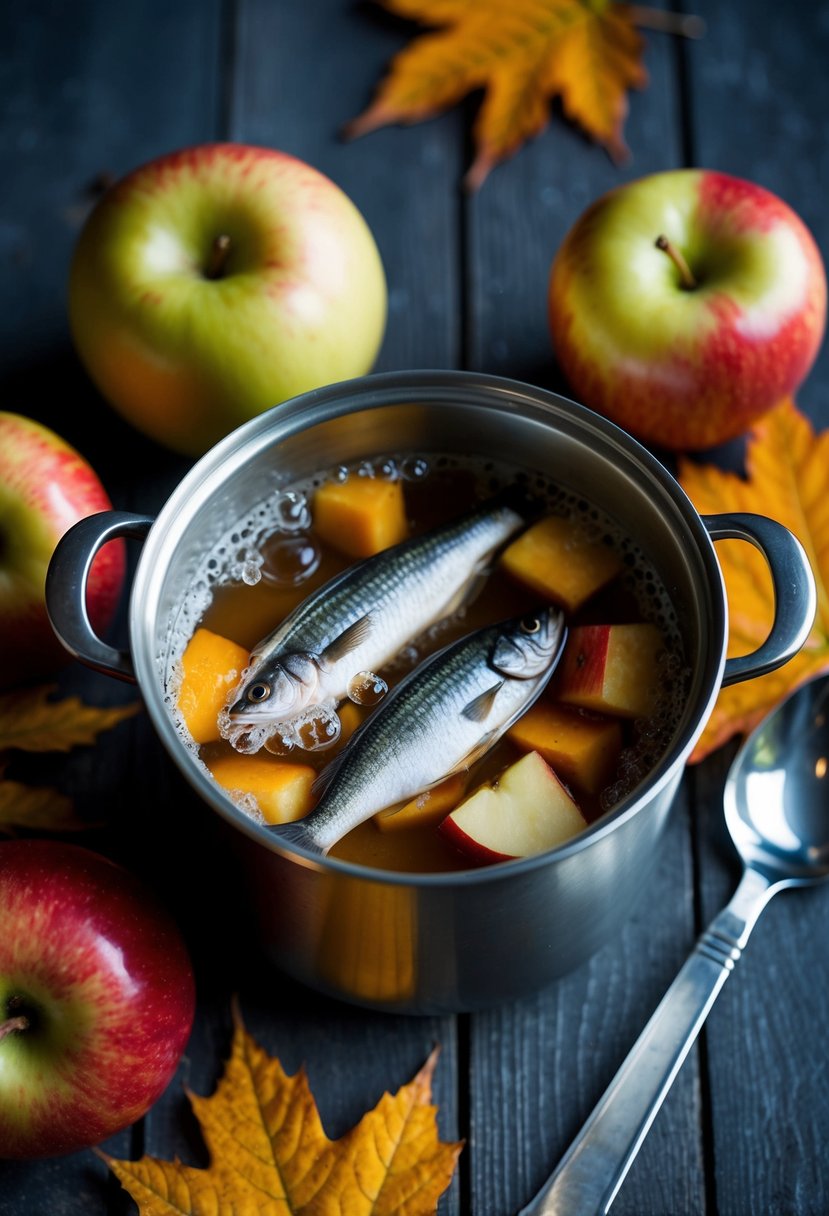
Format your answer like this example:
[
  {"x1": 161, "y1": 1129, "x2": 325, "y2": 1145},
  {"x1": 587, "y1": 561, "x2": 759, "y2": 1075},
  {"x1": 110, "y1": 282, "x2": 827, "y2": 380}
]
[
  {"x1": 347, "y1": 0, "x2": 680, "y2": 188},
  {"x1": 679, "y1": 398, "x2": 829, "y2": 762},
  {"x1": 0, "y1": 685, "x2": 139, "y2": 753},
  {"x1": 103, "y1": 1005, "x2": 462, "y2": 1215}
]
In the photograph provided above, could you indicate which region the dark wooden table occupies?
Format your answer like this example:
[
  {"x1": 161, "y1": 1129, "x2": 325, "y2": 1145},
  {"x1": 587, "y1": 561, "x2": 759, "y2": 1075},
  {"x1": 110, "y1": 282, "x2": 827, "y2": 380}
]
[{"x1": 2, "y1": 2, "x2": 828, "y2": 1213}]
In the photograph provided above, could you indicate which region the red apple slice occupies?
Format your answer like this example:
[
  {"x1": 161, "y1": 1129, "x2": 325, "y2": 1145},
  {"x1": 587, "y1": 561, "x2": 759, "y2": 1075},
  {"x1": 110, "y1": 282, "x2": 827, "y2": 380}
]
[
  {"x1": 557, "y1": 623, "x2": 663, "y2": 718},
  {"x1": 440, "y1": 751, "x2": 587, "y2": 863}
]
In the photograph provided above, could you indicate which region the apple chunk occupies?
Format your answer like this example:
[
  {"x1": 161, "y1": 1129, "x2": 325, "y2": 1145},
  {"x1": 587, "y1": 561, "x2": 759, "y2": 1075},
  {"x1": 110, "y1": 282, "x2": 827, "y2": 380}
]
[
  {"x1": 507, "y1": 702, "x2": 622, "y2": 795},
  {"x1": 557, "y1": 623, "x2": 663, "y2": 718},
  {"x1": 499, "y1": 514, "x2": 623, "y2": 612},
  {"x1": 440, "y1": 751, "x2": 587, "y2": 863}
]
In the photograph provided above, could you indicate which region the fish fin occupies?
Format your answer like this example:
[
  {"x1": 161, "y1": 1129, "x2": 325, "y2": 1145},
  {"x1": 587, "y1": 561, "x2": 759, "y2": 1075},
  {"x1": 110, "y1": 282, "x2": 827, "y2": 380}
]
[
  {"x1": 444, "y1": 729, "x2": 500, "y2": 777},
  {"x1": 440, "y1": 558, "x2": 492, "y2": 618},
  {"x1": 310, "y1": 750, "x2": 349, "y2": 800},
  {"x1": 267, "y1": 819, "x2": 327, "y2": 856},
  {"x1": 462, "y1": 682, "x2": 504, "y2": 723},
  {"x1": 320, "y1": 614, "x2": 373, "y2": 665}
]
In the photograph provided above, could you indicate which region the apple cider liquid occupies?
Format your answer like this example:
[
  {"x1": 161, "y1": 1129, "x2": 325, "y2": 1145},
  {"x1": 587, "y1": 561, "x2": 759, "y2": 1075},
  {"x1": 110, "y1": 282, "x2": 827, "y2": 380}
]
[{"x1": 166, "y1": 454, "x2": 689, "y2": 873}]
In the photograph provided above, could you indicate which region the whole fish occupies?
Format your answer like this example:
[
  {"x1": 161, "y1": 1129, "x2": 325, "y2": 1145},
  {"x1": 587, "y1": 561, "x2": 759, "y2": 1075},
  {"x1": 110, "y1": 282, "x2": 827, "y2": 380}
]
[
  {"x1": 267, "y1": 606, "x2": 567, "y2": 855},
  {"x1": 224, "y1": 492, "x2": 529, "y2": 743}
]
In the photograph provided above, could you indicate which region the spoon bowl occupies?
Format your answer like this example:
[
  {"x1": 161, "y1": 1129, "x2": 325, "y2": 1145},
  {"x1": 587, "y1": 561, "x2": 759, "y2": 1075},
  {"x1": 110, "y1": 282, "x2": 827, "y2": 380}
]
[
  {"x1": 725, "y1": 675, "x2": 829, "y2": 886},
  {"x1": 521, "y1": 672, "x2": 829, "y2": 1216}
]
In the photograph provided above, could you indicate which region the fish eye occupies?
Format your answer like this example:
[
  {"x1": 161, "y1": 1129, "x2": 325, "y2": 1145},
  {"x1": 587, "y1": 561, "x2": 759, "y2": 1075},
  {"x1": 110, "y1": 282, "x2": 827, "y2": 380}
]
[
  {"x1": 247, "y1": 682, "x2": 271, "y2": 703},
  {"x1": 520, "y1": 615, "x2": 542, "y2": 635}
]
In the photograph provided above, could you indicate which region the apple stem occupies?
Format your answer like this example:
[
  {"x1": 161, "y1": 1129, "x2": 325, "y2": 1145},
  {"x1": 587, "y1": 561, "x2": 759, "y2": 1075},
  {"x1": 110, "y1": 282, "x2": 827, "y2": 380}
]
[
  {"x1": 205, "y1": 234, "x2": 232, "y2": 280},
  {"x1": 655, "y1": 234, "x2": 697, "y2": 290},
  {"x1": 0, "y1": 1015, "x2": 29, "y2": 1041}
]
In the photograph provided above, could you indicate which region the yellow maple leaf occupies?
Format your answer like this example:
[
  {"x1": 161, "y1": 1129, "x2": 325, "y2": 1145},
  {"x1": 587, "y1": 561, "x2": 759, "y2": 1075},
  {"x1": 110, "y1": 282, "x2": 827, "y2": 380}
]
[
  {"x1": 679, "y1": 398, "x2": 829, "y2": 762},
  {"x1": 103, "y1": 1006, "x2": 462, "y2": 1216},
  {"x1": 347, "y1": 0, "x2": 659, "y2": 188},
  {"x1": 0, "y1": 778, "x2": 92, "y2": 834},
  {"x1": 0, "y1": 686, "x2": 140, "y2": 753}
]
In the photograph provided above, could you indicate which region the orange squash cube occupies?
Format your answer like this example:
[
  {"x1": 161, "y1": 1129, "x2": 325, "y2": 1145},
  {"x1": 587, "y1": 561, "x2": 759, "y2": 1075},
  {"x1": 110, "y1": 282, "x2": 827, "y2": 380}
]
[
  {"x1": 507, "y1": 702, "x2": 622, "y2": 794},
  {"x1": 207, "y1": 753, "x2": 316, "y2": 825},
  {"x1": 373, "y1": 774, "x2": 467, "y2": 833},
  {"x1": 499, "y1": 515, "x2": 623, "y2": 611},
  {"x1": 337, "y1": 701, "x2": 368, "y2": 745},
  {"x1": 177, "y1": 627, "x2": 250, "y2": 744},
  {"x1": 557, "y1": 623, "x2": 664, "y2": 718},
  {"x1": 313, "y1": 476, "x2": 408, "y2": 558}
]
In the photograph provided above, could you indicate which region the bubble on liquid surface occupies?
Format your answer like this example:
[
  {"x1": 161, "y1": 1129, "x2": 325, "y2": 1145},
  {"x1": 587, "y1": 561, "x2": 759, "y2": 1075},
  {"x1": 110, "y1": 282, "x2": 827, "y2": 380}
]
[
  {"x1": 374, "y1": 457, "x2": 399, "y2": 480},
  {"x1": 273, "y1": 489, "x2": 311, "y2": 533},
  {"x1": 264, "y1": 733, "x2": 296, "y2": 757},
  {"x1": 401, "y1": 456, "x2": 429, "y2": 482},
  {"x1": 290, "y1": 706, "x2": 342, "y2": 752},
  {"x1": 227, "y1": 545, "x2": 264, "y2": 585},
  {"x1": 260, "y1": 534, "x2": 321, "y2": 587},
  {"x1": 347, "y1": 671, "x2": 388, "y2": 706}
]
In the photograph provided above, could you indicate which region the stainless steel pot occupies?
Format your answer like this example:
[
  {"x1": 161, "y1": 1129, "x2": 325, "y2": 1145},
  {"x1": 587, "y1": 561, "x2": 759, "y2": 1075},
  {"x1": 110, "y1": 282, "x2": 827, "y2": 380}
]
[{"x1": 45, "y1": 371, "x2": 816, "y2": 1014}]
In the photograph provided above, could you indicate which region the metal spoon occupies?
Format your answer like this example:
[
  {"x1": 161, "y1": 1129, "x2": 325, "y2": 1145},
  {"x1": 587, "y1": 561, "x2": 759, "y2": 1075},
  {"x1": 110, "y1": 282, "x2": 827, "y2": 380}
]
[{"x1": 519, "y1": 672, "x2": 829, "y2": 1216}]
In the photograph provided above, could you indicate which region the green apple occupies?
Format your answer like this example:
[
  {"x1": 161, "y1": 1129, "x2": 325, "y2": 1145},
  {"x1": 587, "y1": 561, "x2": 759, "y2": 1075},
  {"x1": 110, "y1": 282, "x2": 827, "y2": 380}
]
[
  {"x1": 69, "y1": 143, "x2": 388, "y2": 456},
  {"x1": 549, "y1": 170, "x2": 827, "y2": 450},
  {"x1": 0, "y1": 412, "x2": 124, "y2": 689}
]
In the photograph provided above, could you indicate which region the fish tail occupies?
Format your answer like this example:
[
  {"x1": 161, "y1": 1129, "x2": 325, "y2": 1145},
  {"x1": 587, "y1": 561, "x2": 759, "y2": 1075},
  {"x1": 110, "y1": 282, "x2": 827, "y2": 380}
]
[{"x1": 267, "y1": 819, "x2": 327, "y2": 856}]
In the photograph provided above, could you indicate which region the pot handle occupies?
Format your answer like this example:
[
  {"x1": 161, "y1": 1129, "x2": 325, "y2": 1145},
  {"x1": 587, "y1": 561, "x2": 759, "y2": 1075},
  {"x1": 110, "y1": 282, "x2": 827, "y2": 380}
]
[
  {"x1": 45, "y1": 511, "x2": 154, "y2": 684},
  {"x1": 703, "y1": 512, "x2": 816, "y2": 687}
]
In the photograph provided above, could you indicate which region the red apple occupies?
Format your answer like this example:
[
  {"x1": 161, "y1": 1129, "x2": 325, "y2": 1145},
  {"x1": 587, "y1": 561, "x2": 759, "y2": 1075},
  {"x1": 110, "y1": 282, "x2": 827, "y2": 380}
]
[
  {"x1": 440, "y1": 751, "x2": 587, "y2": 864},
  {"x1": 0, "y1": 840, "x2": 195, "y2": 1158},
  {"x1": 0, "y1": 412, "x2": 125, "y2": 689},
  {"x1": 557, "y1": 623, "x2": 663, "y2": 718},
  {"x1": 68, "y1": 142, "x2": 388, "y2": 456},
  {"x1": 549, "y1": 170, "x2": 827, "y2": 450}
]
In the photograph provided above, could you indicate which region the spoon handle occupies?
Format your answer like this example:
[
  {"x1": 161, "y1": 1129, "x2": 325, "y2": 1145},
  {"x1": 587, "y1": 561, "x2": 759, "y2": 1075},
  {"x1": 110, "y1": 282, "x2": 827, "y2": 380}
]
[{"x1": 519, "y1": 866, "x2": 775, "y2": 1216}]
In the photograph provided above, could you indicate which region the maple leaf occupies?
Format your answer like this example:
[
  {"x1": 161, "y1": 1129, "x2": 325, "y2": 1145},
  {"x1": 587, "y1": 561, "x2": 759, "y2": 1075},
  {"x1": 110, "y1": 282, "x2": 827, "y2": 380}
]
[
  {"x1": 0, "y1": 685, "x2": 139, "y2": 831},
  {"x1": 0, "y1": 777, "x2": 92, "y2": 834},
  {"x1": 0, "y1": 685, "x2": 139, "y2": 753},
  {"x1": 347, "y1": 0, "x2": 701, "y2": 188},
  {"x1": 103, "y1": 1004, "x2": 462, "y2": 1216},
  {"x1": 679, "y1": 398, "x2": 829, "y2": 762}
]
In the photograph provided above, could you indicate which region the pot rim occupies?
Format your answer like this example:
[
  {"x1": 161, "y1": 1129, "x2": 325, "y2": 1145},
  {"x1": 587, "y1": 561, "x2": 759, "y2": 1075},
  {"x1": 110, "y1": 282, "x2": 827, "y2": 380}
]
[{"x1": 131, "y1": 369, "x2": 726, "y2": 886}]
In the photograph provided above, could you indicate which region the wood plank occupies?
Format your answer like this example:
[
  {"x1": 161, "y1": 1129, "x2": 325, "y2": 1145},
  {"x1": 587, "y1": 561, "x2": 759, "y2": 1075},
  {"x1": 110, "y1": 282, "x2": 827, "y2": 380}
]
[
  {"x1": 687, "y1": 2, "x2": 829, "y2": 1212},
  {"x1": 463, "y1": 7, "x2": 706, "y2": 1213},
  {"x1": 0, "y1": 0, "x2": 221, "y2": 1212}
]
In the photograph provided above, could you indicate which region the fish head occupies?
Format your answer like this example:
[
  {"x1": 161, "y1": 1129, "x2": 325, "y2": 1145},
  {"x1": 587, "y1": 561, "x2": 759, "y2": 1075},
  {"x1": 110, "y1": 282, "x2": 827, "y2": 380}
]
[
  {"x1": 491, "y1": 607, "x2": 567, "y2": 680},
  {"x1": 226, "y1": 653, "x2": 321, "y2": 723}
]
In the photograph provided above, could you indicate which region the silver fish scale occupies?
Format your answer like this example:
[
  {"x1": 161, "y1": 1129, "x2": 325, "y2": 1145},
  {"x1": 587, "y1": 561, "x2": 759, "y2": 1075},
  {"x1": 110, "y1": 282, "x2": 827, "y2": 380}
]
[
  {"x1": 255, "y1": 503, "x2": 522, "y2": 663},
  {"x1": 306, "y1": 622, "x2": 550, "y2": 851}
]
